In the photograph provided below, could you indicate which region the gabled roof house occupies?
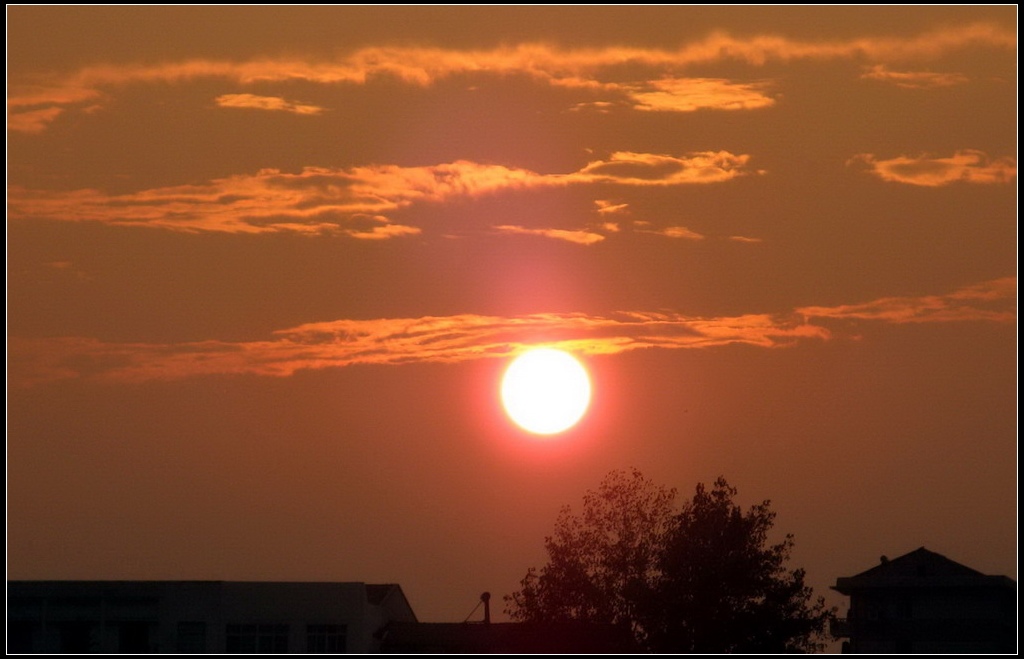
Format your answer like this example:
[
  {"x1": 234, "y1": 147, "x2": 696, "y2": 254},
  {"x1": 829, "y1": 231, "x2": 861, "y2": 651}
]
[{"x1": 831, "y1": 547, "x2": 1016, "y2": 654}]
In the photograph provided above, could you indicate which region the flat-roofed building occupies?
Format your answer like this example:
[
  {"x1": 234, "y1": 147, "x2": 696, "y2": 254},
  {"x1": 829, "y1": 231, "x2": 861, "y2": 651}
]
[{"x1": 7, "y1": 580, "x2": 417, "y2": 654}]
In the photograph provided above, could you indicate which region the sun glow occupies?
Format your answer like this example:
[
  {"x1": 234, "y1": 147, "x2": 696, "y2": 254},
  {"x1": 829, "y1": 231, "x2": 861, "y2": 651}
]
[{"x1": 501, "y1": 348, "x2": 592, "y2": 435}]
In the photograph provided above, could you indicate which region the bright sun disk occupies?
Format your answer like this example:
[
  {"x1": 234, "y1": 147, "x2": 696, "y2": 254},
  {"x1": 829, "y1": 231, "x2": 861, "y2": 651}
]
[{"x1": 501, "y1": 348, "x2": 591, "y2": 435}]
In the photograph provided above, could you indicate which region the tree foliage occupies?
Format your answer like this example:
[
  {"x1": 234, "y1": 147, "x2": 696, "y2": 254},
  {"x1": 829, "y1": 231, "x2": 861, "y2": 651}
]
[{"x1": 505, "y1": 469, "x2": 834, "y2": 653}]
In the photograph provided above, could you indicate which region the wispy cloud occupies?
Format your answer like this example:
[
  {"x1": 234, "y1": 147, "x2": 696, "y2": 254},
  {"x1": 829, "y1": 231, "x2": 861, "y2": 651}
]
[
  {"x1": 214, "y1": 93, "x2": 325, "y2": 115},
  {"x1": 639, "y1": 226, "x2": 706, "y2": 240},
  {"x1": 7, "y1": 84, "x2": 101, "y2": 133},
  {"x1": 627, "y1": 78, "x2": 775, "y2": 112},
  {"x1": 40, "y1": 259, "x2": 91, "y2": 281},
  {"x1": 850, "y1": 150, "x2": 1016, "y2": 186},
  {"x1": 797, "y1": 277, "x2": 1016, "y2": 324},
  {"x1": 8, "y1": 152, "x2": 754, "y2": 235},
  {"x1": 7, "y1": 107, "x2": 66, "y2": 134},
  {"x1": 347, "y1": 222, "x2": 422, "y2": 240},
  {"x1": 728, "y1": 235, "x2": 763, "y2": 243},
  {"x1": 9, "y1": 278, "x2": 1013, "y2": 387},
  {"x1": 494, "y1": 225, "x2": 606, "y2": 245},
  {"x1": 577, "y1": 151, "x2": 756, "y2": 185},
  {"x1": 6, "y1": 312, "x2": 821, "y2": 387},
  {"x1": 594, "y1": 200, "x2": 628, "y2": 215},
  {"x1": 9, "y1": 23, "x2": 1013, "y2": 132},
  {"x1": 859, "y1": 64, "x2": 969, "y2": 89}
]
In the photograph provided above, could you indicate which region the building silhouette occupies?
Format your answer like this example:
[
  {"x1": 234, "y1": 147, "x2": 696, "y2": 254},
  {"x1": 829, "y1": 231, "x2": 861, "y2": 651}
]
[
  {"x1": 831, "y1": 547, "x2": 1016, "y2": 653},
  {"x1": 7, "y1": 581, "x2": 416, "y2": 653},
  {"x1": 377, "y1": 592, "x2": 639, "y2": 654},
  {"x1": 379, "y1": 620, "x2": 639, "y2": 654}
]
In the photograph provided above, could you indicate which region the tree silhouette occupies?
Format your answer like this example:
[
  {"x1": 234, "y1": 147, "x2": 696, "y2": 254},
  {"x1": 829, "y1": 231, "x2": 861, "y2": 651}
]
[{"x1": 505, "y1": 469, "x2": 834, "y2": 653}]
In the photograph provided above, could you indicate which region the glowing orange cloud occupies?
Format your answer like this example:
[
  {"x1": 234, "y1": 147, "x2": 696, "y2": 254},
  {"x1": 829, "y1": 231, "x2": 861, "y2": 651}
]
[
  {"x1": 859, "y1": 65, "x2": 969, "y2": 89},
  {"x1": 214, "y1": 93, "x2": 325, "y2": 115},
  {"x1": 8, "y1": 278, "x2": 1013, "y2": 387},
  {"x1": 577, "y1": 152, "x2": 755, "y2": 186},
  {"x1": 7, "y1": 107, "x2": 65, "y2": 134},
  {"x1": 8, "y1": 153, "x2": 754, "y2": 235},
  {"x1": 594, "y1": 200, "x2": 629, "y2": 215},
  {"x1": 7, "y1": 84, "x2": 101, "y2": 133},
  {"x1": 628, "y1": 78, "x2": 775, "y2": 112},
  {"x1": 9, "y1": 23, "x2": 1013, "y2": 132},
  {"x1": 7, "y1": 312, "x2": 822, "y2": 387},
  {"x1": 347, "y1": 223, "x2": 422, "y2": 240},
  {"x1": 494, "y1": 225, "x2": 606, "y2": 245},
  {"x1": 850, "y1": 150, "x2": 1017, "y2": 186},
  {"x1": 797, "y1": 277, "x2": 1016, "y2": 324},
  {"x1": 639, "y1": 226, "x2": 706, "y2": 240}
]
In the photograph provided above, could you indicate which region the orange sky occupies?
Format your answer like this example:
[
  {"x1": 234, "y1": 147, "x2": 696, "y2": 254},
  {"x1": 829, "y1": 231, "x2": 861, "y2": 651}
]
[{"x1": 7, "y1": 6, "x2": 1017, "y2": 629}]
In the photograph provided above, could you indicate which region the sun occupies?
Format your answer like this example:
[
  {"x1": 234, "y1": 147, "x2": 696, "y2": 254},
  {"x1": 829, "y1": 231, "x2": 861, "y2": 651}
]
[{"x1": 501, "y1": 348, "x2": 592, "y2": 435}]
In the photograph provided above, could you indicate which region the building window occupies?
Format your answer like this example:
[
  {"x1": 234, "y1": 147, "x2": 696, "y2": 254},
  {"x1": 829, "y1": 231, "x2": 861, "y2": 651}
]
[
  {"x1": 57, "y1": 621, "x2": 98, "y2": 653},
  {"x1": 8, "y1": 622, "x2": 36, "y2": 653},
  {"x1": 177, "y1": 621, "x2": 207, "y2": 653},
  {"x1": 307, "y1": 624, "x2": 347, "y2": 653},
  {"x1": 118, "y1": 621, "x2": 154, "y2": 653},
  {"x1": 226, "y1": 623, "x2": 289, "y2": 653}
]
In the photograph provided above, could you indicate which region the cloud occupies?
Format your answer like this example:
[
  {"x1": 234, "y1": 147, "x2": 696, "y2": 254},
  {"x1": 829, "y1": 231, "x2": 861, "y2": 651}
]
[
  {"x1": 9, "y1": 22, "x2": 1013, "y2": 132},
  {"x1": 6, "y1": 311, "x2": 823, "y2": 387},
  {"x1": 9, "y1": 278, "x2": 1013, "y2": 387},
  {"x1": 797, "y1": 277, "x2": 1016, "y2": 324},
  {"x1": 6, "y1": 83, "x2": 101, "y2": 133},
  {"x1": 6, "y1": 162, "x2": 539, "y2": 235},
  {"x1": 728, "y1": 235, "x2": 763, "y2": 243},
  {"x1": 570, "y1": 100, "x2": 618, "y2": 113},
  {"x1": 594, "y1": 200, "x2": 628, "y2": 215},
  {"x1": 346, "y1": 223, "x2": 422, "y2": 240},
  {"x1": 663, "y1": 22, "x2": 1014, "y2": 67},
  {"x1": 214, "y1": 93, "x2": 325, "y2": 115},
  {"x1": 577, "y1": 151, "x2": 755, "y2": 185},
  {"x1": 494, "y1": 225, "x2": 606, "y2": 245},
  {"x1": 627, "y1": 78, "x2": 775, "y2": 112},
  {"x1": 8, "y1": 152, "x2": 754, "y2": 235},
  {"x1": 639, "y1": 226, "x2": 706, "y2": 240},
  {"x1": 859, "y1": 64, "x2": 969, "y2": 89},
  {"x1": 40, "y1": 259, "x2": 91, "y2": 281},
  {"x1": 7, "y1": 107, "x2": 65, "y2": 133},
  {"x1": 850, "y1": 150, "x2": 1016, "y2": 186}
]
